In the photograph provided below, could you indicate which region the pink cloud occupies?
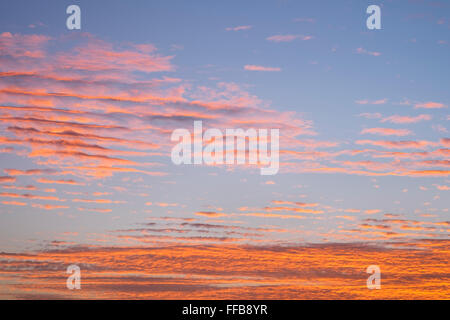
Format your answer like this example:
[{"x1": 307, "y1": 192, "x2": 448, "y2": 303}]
[
  {"x1": 358, "y1": 112, "x2": 382, "y2": 119},
  {"x1": 361, "y1": 128, "x2": 413, "y2": 136},
  {"x1": 0, "y1": 32, "x2": 51, "y2": 60},
  {"x1": 356, "y1": 48, "x2": 381, "y2": 56},
  {"x1": 56, "y1": 41, "x2": 175, "y2": 74},
  {"x1": 381, "y1": 114, "x2": 431, "y2": 124},
  {"x1": 356, "y1": 140, "x2": 437, "y2": 149},
  {"x1": 225, "y1": 25, "x2": 252, "y2": 31},
  {"x1": 414, "y1": 102, "x2": 447, "y2": 109},
  {"x1": 266, "y1": 35, "x2": 313, "y2": 42},
  {"x1": 441, "y1": 138, "x2": 450, "y2": 147},
  {"x1": 355, "y1": 99, "x2": 387, "y2": 105},
  {"x1": 244, "y1": 65, "x2": 281, "y2": 72}
]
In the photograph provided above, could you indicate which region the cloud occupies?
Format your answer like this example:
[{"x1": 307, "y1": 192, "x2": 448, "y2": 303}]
[
  {"x1": 195, "y1": 211, "x2": 226, "y2": 218},
  {"x1": 381, "y1": 114, "x2": 431, "y2": 124},
  {"x1": 355, "y1": 140, "x2": 436, "y2": 149},
  {"x1": 244, "y1": 65, "x2": 281, "y2": 72},
  {"x1": 55, "y1": 39, "x2": 175, "y2": 74},
  {"x1": 401, "y1": 170, "x2": 449, "y2": 177},
  {"x1": 36, "y1": 178, "x2": 85, "y2": 186},
  {"x1": 414, "y1": 102, "x2": 447, "y2": 109},
  {"x1": 0, "y1": 192, "x2": 65, "y2": 201},
  {"x1": 156, "y1": 202, "x2": 178, "y2": 207},
  {"x1": 0, "y1": 176, "x2": 16, "y2": 183},
  {"x1": 1, "y1": 200, "x2": 27, "y2": 206},
  {"x1": 78, "y1": 207, "x2": 112, "y2": 213},
  {"x1": 3, "y1": 169, "x2": 58, "y2": 176},
  {"x1": 72, "y1": 198, "x2": 123, "y2": 204},
  {"x1": 361, "y1": 128, "x2": 413, "y2": 136},
  {"x1": 271, "y1": 200, "x2": 318, "y2": 207},
  {"x1": 225, "y1": 25, "x2": 252, "y2": 31},
  {"x1": 264, "y1": 206, "x2": 323, "y2": 214},
  {"x1": 0, "y1": 32, "x2": 314, "y2": 185},
  {"x1": 356, "y1": 48, "x2": 381, "y2": 56},
  {"x1": 266, "y1": 35, "x2": 313, "y2": 42},
  {"x1": 0, "y1": 32, "x2": 51, "y2": 60},
  {"x1": 440, "y1": 138, "x2": 450, "y2": 147},
  {"x1": 355, "y1": 99, "x2": 387, "y2": 105},
  {"x1": 364, "y1": 209, "x2": 381, "y2": 215},
  {"x1": 433, "y1": 125, "x2": 448, "y2": 134},
  {"x1": 2, "y1": 185, "x2": 35, "y2": 191},
  {"x1": 241, "y1": 212, "x2": 306, "y2": 220},
  {"x1": 31, "y1": 204, "x2": 69, "y2": 210},
  {"x1": 2, "y1": 240, "x2": 449, "y2": 299},
  {"x1": 293, "y1": 18, "x2": 316, "y2": 23},
  {"x1": 358, "y1": 113, "x2": 382, "y2": 119}
]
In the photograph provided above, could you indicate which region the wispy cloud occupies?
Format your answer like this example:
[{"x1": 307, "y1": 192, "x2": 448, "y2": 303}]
[
  {"x1": 355, "y1": 99, "x2": 387, "y2": 105},
  {"x1": 266, "y1": 34, "x2": 313, "y2": 42},
  {"x1": 381, "y1": 114, "x2": 432, "y2": 124},
  {"x1": 225, "y1": 25, "x2": 252, "y2": 31},
  {"x1": 414, "y1": 102, "x2": 447, "y2": 109},
  {"x1": 358, "y1": 112, "x2": 382, "y2": 119},
  {"x1": 0, "y1": 176, "x2": 16, "y2": 183},
  {"x1": 356, "y1": 139, "x2": 437, "y2": 149},
  {"x1": 361, "y1": 128, "x2": 413, "y2": 136},
  {"x1": 244, "y1": 65, "x2": 281, "y2": 72},
  {"x1": 356, "y1": 47, "x2": 381, "y2": 56}
]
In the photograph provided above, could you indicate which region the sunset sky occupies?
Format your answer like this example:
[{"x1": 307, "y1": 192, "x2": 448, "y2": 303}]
[{"x1": 0, "y1": 0, "x2": 448, "y2": 299}]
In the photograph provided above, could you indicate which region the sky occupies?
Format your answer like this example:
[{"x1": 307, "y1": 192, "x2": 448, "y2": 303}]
[{"x1": 0, "y1": 0, "x2": 448, "y2": 299}]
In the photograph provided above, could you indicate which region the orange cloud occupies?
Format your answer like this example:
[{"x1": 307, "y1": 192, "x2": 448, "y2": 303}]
[
  {"x1": 195, "y1": 211, "x2": 226, "y2": 218},
  {"x1": 364, "y1": 209, "x2": 381, "y2": 215},
  {"x1": 78, "y1": 207, "x2": 112, "y2": 213},
  {"x1": 36, "y1": 178, "x2": 84, "y2": 186},
  {"x1": 1, "y1": 241, "x2": 448, "y2": 299},
  {"x1": 0, "y1": 192, "x2": 64, "y2": 201},
  {"x1": 31, "y1": 204, "x2": 69, "y2": 210},
  {"x1": 1, "y1": 200, "x2": 26, "y2": 206},
  {"x1": 3, "y1": 168, "x2": 58, "y2": 176},
  {"x1": 0, "y1": 176, "x2": 16, "y2": 183},
  {"x1": 264, "y1": 206, "x2": 323, "y2": 214}
]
